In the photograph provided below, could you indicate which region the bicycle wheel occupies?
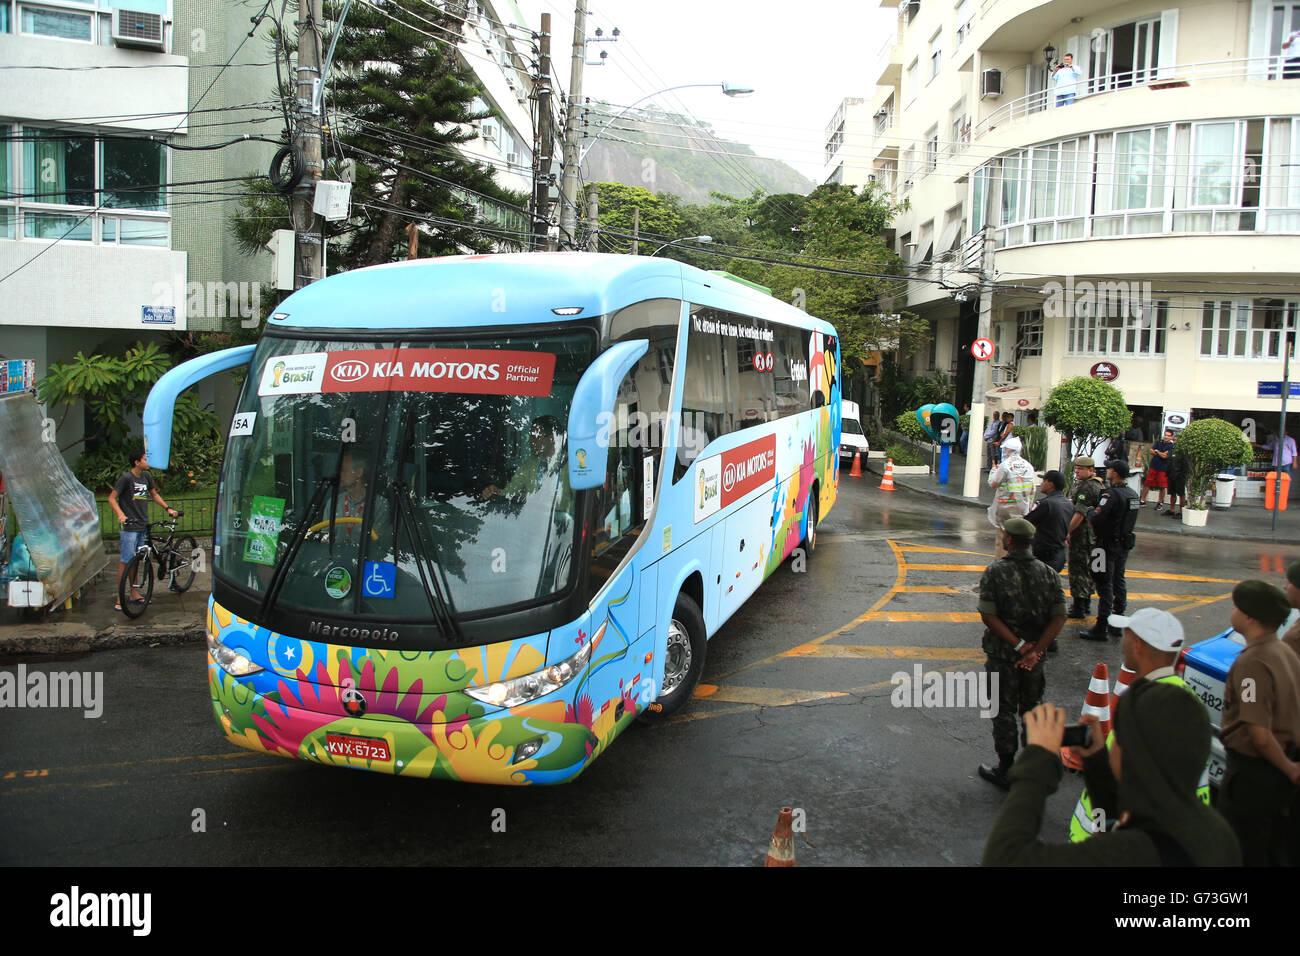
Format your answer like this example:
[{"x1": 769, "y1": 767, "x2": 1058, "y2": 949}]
[
  {"x1": 119, "y1": 552, "x2": 153, "y2": 619},
  {"x1": 166, "y1": 536, "x2": 197, "y2": 592}
]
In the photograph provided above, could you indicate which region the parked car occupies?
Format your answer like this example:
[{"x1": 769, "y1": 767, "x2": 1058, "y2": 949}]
[
  {"x1": 840, "y1": 400, "x2": 870, "y2": 465},
  {"x1": 1174, "y1": 608, "x2": 1299, "y2": 790}
]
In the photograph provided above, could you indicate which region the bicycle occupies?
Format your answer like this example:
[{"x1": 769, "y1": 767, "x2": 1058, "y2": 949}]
[{"x1": 118, "y1": 512, "x2": 197, "y2": 619}]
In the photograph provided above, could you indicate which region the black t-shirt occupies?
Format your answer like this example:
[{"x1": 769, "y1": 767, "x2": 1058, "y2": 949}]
[
  {"x1": 114, "y1": 470, "x2": 156, "y2": 530},
  {"x1": 1150, "y1": 439, "x2": 1173, "y2": 472}
]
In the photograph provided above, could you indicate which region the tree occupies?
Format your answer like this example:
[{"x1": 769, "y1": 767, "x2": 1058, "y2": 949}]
[
  {"x1": 1041, "y1": 376, "x2": 1131, "y2": 455},
  {"x1": 592, "y1": 183, "x2": 683, "y2": 254},
  {"x1": 1176, "y1": 418, "x2": 1254, "y2": 508},
  {"x1": 313, "y1": 1, "x2": 528, "y2": 267}
]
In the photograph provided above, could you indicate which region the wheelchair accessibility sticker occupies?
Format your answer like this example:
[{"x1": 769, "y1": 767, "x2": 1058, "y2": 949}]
[{"x1": 363, "y1": 561, "x2": 396, "y2": 598}]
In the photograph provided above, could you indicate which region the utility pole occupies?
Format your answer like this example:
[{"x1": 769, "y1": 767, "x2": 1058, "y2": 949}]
[
  {"x1": 531, "y1": 13, "x2": 554, "y2": 250},
  {"x1": 631, "y1": 206, "x2": 639, "y2": 255},
  {"x1": 585, "y1": 183, "x2": 599, "y2": 251},
  {"x1": 559, "y1": 0, "x2": 587, "y2": 249},
  {"x1": 962, "y1": 222, "x2": 997, "y2": 499},
  {"x1": 293, "y1": 0, "x2": 325, "y2": 288}
]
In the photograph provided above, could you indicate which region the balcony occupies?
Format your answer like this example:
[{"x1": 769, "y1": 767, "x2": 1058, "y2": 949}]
[{"x1": 974, "y1": 57, "x2": 1300, "y2": 141}]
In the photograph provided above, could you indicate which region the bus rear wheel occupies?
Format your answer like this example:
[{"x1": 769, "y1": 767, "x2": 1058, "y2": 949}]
[{"x1": 638, "y1": 592, "x2": 706, "y2": 723}]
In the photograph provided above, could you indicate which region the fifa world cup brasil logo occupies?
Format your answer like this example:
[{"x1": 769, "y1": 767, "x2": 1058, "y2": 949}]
[
  {"x1": 576, "y1": 448, "x2": 587, "y2": 470},
  {"x1": 272, "y1": 361, "x2": 286, "y2": 387}
]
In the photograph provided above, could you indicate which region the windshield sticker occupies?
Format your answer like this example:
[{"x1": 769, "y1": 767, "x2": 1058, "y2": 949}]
[
  {"x1": 694, "y1": 455, "x2": 722, "y2": 524},
  {"x1": 694, "y1": 434, "x2": 777, "y2": 524},
  {"x1": 258, "y1": 354, "x2": 328, "y2": 396},
  {"x1": 319, "y1": 348, "x2": 557, "y2": 397},
  {"x1": 229, "y1": 412, "x2": 256, "y2": 437},
  {"x1": 242, "y1": 495, "x2": 285, "y2": 566},
  {"x1": 325, "y1": 567, "x2": 352, "y2": 600},
  {"x1": 363, "y1": 561, "x2": 396, "y2": 599}
]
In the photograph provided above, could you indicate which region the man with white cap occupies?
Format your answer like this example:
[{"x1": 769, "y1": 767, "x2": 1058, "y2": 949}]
[
  {"x1": 988, "y1": 434, "x2": 1036, "y2": 560},
  {"x1": 1066, "y1": 607, "x2": 1211, "y2": 842}
]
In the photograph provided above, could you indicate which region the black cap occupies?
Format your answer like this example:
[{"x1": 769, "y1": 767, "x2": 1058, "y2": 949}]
[
  {"x1": 1232, "y1": 579, "x2": 1291, "y2": 627},
  {"x1": 1106, "y1": 459, "x2": 1130, "y2": 478}
]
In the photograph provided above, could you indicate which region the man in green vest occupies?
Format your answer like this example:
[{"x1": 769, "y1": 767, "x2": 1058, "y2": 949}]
[{"x1": 1066, "y1": 607, "x2": 1211, "y2": 842}]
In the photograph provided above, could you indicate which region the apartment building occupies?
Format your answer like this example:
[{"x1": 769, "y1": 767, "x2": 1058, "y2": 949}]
[{"x1": 830, "y1": 0, "x2": 1300, "y2": 483}]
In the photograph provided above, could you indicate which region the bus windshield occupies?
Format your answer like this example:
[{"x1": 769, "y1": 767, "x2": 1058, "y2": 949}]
[{"x1": 215, "y1": 329, "x2": 596, "y2": 625}]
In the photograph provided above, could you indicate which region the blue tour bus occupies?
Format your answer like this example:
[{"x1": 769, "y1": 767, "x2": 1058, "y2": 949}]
[{"x1": 144, "y1": 253, "x2": 842, "y2": 784}]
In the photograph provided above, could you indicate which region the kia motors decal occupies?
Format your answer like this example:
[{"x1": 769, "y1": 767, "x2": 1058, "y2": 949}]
[
  {"x1": 694, "y1": 434, "x2": 777, "y2": 523},
  {"x1": 258, "y1": 349, "x2": 556, "y2": 398}
]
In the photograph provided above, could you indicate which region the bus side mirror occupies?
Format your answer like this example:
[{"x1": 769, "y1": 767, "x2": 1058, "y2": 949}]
[
  {"x1": 143, "y1": 345, "x2": 256, "y2": 468},
  {"x1": 567, "y1": 339, "x2": 649, "y2": 490}
]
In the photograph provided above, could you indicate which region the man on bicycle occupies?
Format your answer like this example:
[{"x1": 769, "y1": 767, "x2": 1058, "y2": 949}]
[{"x1": 108, "y1": 448, "x2": 177, "y2": 613}]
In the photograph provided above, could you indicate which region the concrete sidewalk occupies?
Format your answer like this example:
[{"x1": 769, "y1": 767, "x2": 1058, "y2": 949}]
[
  {"x1": 0, "y1": 543, "x2": 209, "y2": 656},
  {"x1": 865, "y1": 449, "x2": 1300, "y2": 544}
]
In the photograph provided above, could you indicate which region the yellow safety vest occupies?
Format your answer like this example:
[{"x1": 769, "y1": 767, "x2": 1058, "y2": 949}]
[{"x1": 1067, "y1": 673, "x2": 1212, "y2": 842}]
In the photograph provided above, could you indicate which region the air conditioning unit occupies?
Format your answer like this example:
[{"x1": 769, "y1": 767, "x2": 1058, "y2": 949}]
[
  {"x1": 981, "y1": 68, "x2": 1003, "y2": 98},
  {"x1": 481, "y1": 122, "x2": 498, "y2": 143},
  {"x1": 506, "y1": 152, "x2": 518, "y2": 165},
  {"x1": 112, "y1": 9, "x2": 166, "y2": 50}
]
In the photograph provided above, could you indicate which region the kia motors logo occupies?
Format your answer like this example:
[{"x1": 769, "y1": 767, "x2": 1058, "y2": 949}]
[
  {"x1": 331, "y1": 360, "x2": 370, "y2": 383},
  {"x1": 723, "y1": 462, "x2": 737, "y2": 493}
]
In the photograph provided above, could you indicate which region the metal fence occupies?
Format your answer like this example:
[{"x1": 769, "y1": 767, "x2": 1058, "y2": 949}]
[{"x1": 96, "y1": 495, "x2": 217, "y2": 538}]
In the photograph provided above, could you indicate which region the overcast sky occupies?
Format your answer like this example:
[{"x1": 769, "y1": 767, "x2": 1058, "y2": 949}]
[{"x1": 513, "y1": 0, "x2": 895, "y2": 184}]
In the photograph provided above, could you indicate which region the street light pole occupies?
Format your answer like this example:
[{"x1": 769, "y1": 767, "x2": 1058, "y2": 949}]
[{"x1": 650, "y1": 235, "x2": 712, "y2": 256}]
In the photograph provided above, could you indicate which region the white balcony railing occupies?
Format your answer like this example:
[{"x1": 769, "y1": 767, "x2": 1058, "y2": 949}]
[{"x1": 974, "y1": 57, "x2": 1300, "y2": 141}]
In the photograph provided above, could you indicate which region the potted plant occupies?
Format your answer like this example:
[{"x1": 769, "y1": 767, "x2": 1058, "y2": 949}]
[{"x1": 1175, "y1": 418, "x2": 1254, "y2": 527}]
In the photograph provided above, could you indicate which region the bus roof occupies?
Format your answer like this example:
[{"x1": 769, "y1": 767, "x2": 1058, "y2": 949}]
[{"x1": 266, "y1": 253, "x2": 834, "y2": 335}]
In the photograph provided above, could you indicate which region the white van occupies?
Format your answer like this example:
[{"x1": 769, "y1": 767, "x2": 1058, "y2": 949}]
[{"x1": 840, "y1": 400, "x2": 870, "y2": 464}]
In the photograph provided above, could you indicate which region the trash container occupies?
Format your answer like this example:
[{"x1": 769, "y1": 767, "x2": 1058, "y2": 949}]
[{"x1": 1213, "y1": 474, "x2": 1236, "y2": 509}]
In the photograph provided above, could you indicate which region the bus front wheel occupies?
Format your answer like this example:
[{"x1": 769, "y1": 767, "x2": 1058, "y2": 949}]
[
  {"x1": 639, "y1": 592, "x2": 706, "y2": 722},
  {"x1": 803, "y1": 491, "x2": 818, "y2": 555}
]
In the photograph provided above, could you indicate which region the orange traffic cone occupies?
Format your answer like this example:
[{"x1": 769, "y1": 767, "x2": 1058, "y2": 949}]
[
  {"x1": 1060, "y1": 662, "x2": 1110, "y2": 772},
  {"x1": 764, "y1": 807, "x2": 796, "y2": 867},
  {"x1": 879, "y1": 458, "x2": 896, "y2": 492},
  {"x1": 1109, "y1": 662, "x2": 1137, "y2": 717},
  {"x1": 850, "y1": 449, "x2": 863, "y2": 478}
]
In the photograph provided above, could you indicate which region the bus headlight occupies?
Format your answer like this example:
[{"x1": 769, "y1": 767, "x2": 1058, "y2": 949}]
[
  {"x1": 466, "y1": 620, "x2": 607, "y2": 709},
  {"x1": 207, "y1": 632, "x2": 264, "y2": 676}
]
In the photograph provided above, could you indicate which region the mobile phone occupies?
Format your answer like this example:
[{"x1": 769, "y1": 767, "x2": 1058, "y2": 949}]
[{"x1": 1021, "y1": 723, "x2": 1092, "y2": 749}]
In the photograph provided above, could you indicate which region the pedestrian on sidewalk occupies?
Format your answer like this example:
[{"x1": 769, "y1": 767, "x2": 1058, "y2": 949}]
[
  {"x1": 988, "y1": 435, "x2": 1036, "y2": 559},
  {"x1": 984, "y1": 415, "x2": 1004, "y2": 468},
  {"x1": 1080, "y1": 460, "x2": 1140, "y2": 642},
  {"x1": 1066, "y1": 456, "x2": 1105, "y2": 619},
  {"x1": 976, "y1": 516, "x2": 1066, "y2": 791},
  {"x1": 1025, "y1": 469, "x2": 1072, "y2": 573},
  {"x1": 1165, "y1": 440, "x2": 1188, "y2": 518},
  {"x1": 981, "y1": 685, "x2": 1240, "y2": 866},
  {"x1": 1141, "y1": 428, "x2": 1175, "y2": 511},
  {"x1": 107, "y1": 449, "x2": 177, "y2": 614},
  {"x1": 1218, "y1": 580, "x2": 1300, "y2": 866}
]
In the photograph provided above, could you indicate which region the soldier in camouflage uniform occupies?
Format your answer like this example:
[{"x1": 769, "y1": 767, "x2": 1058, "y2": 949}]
[
  {"x1": 1065, "y1": 456, "x2": 1105, "y2": 619},
  {"x1": 977, "y1": 516, "x2": 1068, "y2": 789}
]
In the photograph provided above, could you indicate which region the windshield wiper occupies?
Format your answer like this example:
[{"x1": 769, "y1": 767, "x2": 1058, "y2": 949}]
[
  {"x1": 389, "y1": 409, "x2": 461, "y2": 640},
  {"x1": 258, "y1": 475, "x2": 333, "y2": 619}
]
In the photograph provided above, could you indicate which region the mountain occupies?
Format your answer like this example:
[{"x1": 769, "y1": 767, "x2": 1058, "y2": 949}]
[{"x1": 581, "y1": 104, "x2": 813, "y2": 203}]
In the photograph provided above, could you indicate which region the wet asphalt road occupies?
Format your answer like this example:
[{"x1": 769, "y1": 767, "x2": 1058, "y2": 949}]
[{"x1": 1, "y1": 477, "x2": 1286, "y2": 866}]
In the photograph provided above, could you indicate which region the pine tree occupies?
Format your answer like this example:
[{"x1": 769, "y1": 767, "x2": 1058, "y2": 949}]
[{"x1": 323, "y1": 0, "x2": 530, "y2": 266}]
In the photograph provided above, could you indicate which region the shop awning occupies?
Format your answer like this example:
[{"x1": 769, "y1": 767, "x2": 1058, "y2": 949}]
[{"x1": 985, "y1": 384, "x2": 1041, "y2": 413}]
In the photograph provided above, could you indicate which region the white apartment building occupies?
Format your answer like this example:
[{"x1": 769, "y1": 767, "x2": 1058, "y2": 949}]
[{"x1": 828, "y1": 0, "x2": 1300, "y2": 485}]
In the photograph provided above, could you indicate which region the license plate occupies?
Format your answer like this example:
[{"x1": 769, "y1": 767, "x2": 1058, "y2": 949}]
[{"x1": 325, "y1": 733, "x2": 392, "y2": 762}]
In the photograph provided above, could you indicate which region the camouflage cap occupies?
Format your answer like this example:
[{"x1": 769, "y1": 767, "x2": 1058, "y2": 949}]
[
  {"x1": 1288, "y1": 559, "x2": 1300, "y2": 589},
  {"x1": 1232, "y1": 579, "x2": 1291, "y2": 627},
  {"x1": 1071, "y1": 456, "x2": 1096, "y2": 468},
  {"x1": 1002, "y1": 516, "x2": 1036, "y2": 539}
]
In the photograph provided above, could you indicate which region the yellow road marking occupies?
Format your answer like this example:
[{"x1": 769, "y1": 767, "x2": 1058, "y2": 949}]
[
  {"x1": 904, "y1": 563, "x2": 990, "y2": 572},
  {"x1": 860, "y1": 611, "x2": 983, "y2": 623},
  {"x1": 693, "y1": 686, "x2": 849, "y2": 706},
  {"x1": 898, "y1": 543, "x2": 990, "y2": 556},
  {"x1": 782, "y1": 644, "x2": 985, "y2": 661},
  {"x1": 897, "y1": 585, "x2": 965, "y2": 594}
]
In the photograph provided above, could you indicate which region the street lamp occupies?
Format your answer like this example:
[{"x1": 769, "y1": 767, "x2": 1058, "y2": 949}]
[
  {"x1": 650, "y1": 235, "x2": 712, "y2": 256},
  {"x1": 1043, "y1": 44, "x2": 1057, "y2": 69},
  {"x1": 577, "y1": 82, "x2": 754, "y2": 166}
]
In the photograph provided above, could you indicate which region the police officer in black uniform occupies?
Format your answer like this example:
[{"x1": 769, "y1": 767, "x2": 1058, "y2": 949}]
[
  {"x1": 1080, "y1": 460, "x2": 1140, "y2": 641},
  {"x1": 1024, "y1": 469, "x2": 1073, "y2": 572}
]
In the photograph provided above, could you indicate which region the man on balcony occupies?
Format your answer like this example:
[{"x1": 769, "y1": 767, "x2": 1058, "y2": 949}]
[{"x1": 1053, "y1": 53, "x2": 1082, "y2": 106}]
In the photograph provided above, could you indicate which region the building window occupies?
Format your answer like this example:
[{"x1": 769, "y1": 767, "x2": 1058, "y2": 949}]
[
  {"x1": 1112, "y1": 127, "x2": 1169, "y2": 211},
  {"x1": 926, "y1": 127, "x2": 938, "y2": 172},
  {"x1": 1069, "y1": 300, "x2": 1169, "y2": 357},
  {"x1": 954, "y1": 0, "x2": 971, "y2": 47},
  {"x1": 906, "y1": 59, "x2": 919, "y2": 105},
  {"x1": 825, "y1": 121, "x2": 844, "y2": 164},
  {"x1": 20, "y1": 4, "x2": 93, "y2": 42},
  {"x1": 1016, "y1": 309, "x2": 1044, "y2": 356},
  {"x1": 929, "y1": 30, "x2": 942, "y2": 81},
  {"x1": 1200, "y1": 299, "x2": 1299, "y2": 359},
  {"x1": 1189, "y1": 122, "x2": 1239, "y2": 207}
]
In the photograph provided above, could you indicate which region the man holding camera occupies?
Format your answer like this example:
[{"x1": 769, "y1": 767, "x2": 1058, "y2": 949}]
[
  {"x1": 1067, "y1": 607, "x2": 1211, "y2": 843},
  {"x1": 976, "y1": 516, "x2": 1066, "y2": 790}
]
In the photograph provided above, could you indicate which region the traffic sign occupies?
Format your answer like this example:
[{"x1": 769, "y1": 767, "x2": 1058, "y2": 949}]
[
  {"x1": 1257, "y1": 381, "x2": 1300, "y2": 397},
  {"x1": 971, "y1": 338, "x2": 994, "y2": 360}
]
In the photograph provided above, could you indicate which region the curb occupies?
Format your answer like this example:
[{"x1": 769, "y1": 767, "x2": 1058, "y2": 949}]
[
  {"x1": 0, "y1": 622, "x2": 205, "y2": 656},
  {"x1": 864, "y1": 464, "x2": 1293, "y2": 545}
]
